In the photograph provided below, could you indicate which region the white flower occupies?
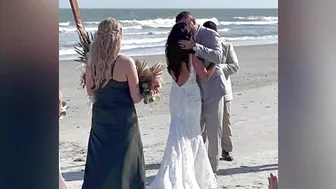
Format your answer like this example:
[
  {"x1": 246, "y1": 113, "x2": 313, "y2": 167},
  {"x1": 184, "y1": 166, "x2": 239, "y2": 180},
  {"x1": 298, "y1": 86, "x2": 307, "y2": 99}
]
[
  {"x1": 61, "y1": 105, "x2": 67, "y2": 113},
  {"x1": 60, "y1": 101, "x2": 67, "y2": 119}
]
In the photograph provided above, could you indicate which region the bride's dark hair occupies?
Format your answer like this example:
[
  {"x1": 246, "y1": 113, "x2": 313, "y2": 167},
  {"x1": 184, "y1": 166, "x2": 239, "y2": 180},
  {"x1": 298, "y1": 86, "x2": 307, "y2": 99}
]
[{"x1": 165, "y1": 22, "x2": 192, "y2": 82}]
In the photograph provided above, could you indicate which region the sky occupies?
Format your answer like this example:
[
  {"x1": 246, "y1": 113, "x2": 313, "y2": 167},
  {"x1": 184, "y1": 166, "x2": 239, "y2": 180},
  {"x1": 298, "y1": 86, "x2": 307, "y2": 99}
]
[{"x1": 60, "y1": 0, "x2": 277, "y2": 9}]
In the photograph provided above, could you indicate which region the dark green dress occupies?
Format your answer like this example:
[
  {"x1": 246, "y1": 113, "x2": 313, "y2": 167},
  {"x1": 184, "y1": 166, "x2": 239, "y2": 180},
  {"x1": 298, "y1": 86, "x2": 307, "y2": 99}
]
[{"x1": 82, "y1": 63, "x2": 145, "y2": 189}]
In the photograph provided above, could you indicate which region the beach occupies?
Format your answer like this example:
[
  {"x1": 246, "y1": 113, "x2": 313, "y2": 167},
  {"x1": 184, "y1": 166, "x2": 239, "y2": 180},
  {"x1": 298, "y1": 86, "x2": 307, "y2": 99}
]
[{"x1": 59, "y1": 44, "x2": 278, "y2": 189}]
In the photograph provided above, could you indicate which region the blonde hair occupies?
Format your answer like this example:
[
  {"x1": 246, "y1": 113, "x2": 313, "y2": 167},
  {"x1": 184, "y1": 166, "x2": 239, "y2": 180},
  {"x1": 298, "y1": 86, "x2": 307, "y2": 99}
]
[{"x1": 87, "y1": 17, "x2": 122, "y2": 91}]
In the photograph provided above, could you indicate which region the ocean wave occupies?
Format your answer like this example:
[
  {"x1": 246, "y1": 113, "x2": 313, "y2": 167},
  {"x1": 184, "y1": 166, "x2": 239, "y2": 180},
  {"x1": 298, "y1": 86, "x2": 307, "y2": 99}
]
[
  {"x1": 61, "y1": 37, "x2": 167, "y2": 51},
  {"x1": 83, "y1": 21, "x2": 100, "y2": 25},
  {"x1": 59, "y1": 17, "x2": 277, "y2": 34},
  {"x1": 218, "y1": 28, "x2": 230, "y2": 32},
  {"x1": 59, "y1": 27, "x2": 97, "y2": 33},
  {"x1": 59, "y1": 25, "x2": 144, "y2": 33},
  {"x1": 225, "y1": 35, "x2": 278, "y2": 41},
  {"x1": 219, "y1": 21, "x2": 277, "y2": 26},
  {"x1": 122, "y1": 44, "x2": 164, "y2": 50},
  {"x1": 122, "y1": 35, "x2": 278, "y2": 46},
  {"x1": 59, "y1": 22, "x2": 70, "y2": 26},
  {"x1": 61, "y1": 34, "x2": 277, "y2": 51},
  {"x1": 60, "y1": 48, "x2": 77, "y2": 56},
  {"x1": 129, "y1": 31, "x2": 170, "y2": 36},
  {"x1": 233, "y1": 16, "x2": 278, "y2": 21},
  {"x1": 120, "y1": 17, "x2": 219, "y2": 28},
  {"x1": 78, "y1": 17, "x2": 219, "y2": 26},
  {"x1": 60, "y1": 34, "x2": 278, "y2": 56},
  {"x1": 122, "y1": 37, "x2": 166, "y2": 45},
  {"x1": 59, "y1": 44, "x2": 164, "y2": 56}
]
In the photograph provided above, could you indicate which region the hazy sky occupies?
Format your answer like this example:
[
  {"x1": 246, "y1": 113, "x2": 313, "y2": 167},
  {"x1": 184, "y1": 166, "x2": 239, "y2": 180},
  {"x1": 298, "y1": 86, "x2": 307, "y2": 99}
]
[{"x1": 60, "y1": 0, "x2": 277, "y2": 9}]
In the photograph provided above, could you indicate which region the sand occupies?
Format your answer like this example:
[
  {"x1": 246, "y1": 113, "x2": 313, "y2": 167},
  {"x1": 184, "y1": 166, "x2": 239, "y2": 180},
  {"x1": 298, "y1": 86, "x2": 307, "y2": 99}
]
[{"x1": 59, "y1": 44, "x2": 278, "y2": 189}]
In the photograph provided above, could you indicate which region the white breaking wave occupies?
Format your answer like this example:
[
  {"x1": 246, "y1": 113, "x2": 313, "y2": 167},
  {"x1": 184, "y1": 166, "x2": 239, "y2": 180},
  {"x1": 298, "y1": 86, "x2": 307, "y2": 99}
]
[
  {"x1": 233, "y1": 16, "x2": 278, "y2": 21},
  {"x1": 59, "y1": 17, "x2": 277, "y2": 34},
  {"x1": 119, "y1": 17, "x2": 219, "y2": 28},
  {"x1": 218, "y1": 28, "x2": 230, "y2": 32},
  {"x1": 59, "y1": 25, "x2": 143, "y2": 33},
  {"x1": 224, "y1": 35, "x2": 278, "y2": 41},
  {"x1": 82, "y1": 17, "x2": 219, "y2": 26},
  {"x1": 59, "y1": 15, "x2": 278, "y2": 58},
  {"x1": 122, "y1": 37, "x2": 166, "y2": 45},
  {"x1": 59, "y1": 22, "x2": 70, "y2": 26},
  {"x1": 60, "y1": 35, "x2": 278, "y2": 56},
  {"x1": 219, "y1": 21, "x2": 277, "y2": 25}
]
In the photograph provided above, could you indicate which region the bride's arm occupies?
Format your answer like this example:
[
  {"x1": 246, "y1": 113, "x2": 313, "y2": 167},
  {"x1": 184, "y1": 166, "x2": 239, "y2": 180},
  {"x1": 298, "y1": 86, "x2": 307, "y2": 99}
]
[{"x1": 191, "y1": 54, "x2": 216, "y2": 81}]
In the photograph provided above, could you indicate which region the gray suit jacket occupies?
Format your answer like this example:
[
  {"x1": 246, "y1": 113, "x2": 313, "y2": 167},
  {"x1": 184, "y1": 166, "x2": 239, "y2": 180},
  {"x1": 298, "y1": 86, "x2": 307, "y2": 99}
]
[
  {"x1": 219, "y1": 40, "x2": 239, "y2": 101},
  {"x1": 194, "y1": 25, "x2": 225, "y2": 103}
]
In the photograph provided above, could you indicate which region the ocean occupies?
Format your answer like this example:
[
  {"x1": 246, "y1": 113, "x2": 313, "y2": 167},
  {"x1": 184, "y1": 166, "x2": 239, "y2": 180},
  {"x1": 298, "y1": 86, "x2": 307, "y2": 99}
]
[{"x1": 59, "y1": 9, "x2": 278, "y2": 60}]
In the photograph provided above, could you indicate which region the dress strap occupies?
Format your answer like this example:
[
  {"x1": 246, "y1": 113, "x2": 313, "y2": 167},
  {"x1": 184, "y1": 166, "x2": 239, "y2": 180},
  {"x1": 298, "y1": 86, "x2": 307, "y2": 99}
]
[{"x1": 111, "y1": 55, "x2": 121, "y2": 78}]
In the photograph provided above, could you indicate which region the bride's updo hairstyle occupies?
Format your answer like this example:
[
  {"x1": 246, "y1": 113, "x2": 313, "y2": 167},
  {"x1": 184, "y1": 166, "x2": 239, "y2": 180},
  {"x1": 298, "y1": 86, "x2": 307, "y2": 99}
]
[
  {"x1": 88, "y1": 18, "x2": 122, "y2": 90},
  {"x1": 165, "y1": 22, "x2": 192, "y2": 82}
]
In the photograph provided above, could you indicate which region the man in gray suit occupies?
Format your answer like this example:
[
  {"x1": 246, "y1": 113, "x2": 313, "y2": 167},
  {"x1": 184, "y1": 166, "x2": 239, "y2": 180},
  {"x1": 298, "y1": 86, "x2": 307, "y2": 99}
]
[
  {"x1": 203, "y1": 21, "x2": 239, "y2": 162},
  {"x1": 176, "y1": 11, "x2": 225, "y2": 174}
]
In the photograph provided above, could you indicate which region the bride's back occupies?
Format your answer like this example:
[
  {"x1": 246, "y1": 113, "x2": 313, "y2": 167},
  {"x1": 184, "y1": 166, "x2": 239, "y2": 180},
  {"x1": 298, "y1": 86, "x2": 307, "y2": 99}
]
[{"x1": 165, "y1": 22, "x2": 195, "y2": 87}]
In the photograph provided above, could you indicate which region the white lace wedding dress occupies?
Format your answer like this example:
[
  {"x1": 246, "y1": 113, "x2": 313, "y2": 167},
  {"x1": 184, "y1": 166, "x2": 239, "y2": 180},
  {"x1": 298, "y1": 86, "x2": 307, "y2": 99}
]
[{"x1": 147, "y1": 64, "x2": 217, "y2": 189}]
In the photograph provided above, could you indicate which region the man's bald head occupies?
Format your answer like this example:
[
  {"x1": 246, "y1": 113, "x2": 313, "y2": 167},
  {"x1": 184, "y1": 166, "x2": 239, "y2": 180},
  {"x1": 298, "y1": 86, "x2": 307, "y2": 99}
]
[{"x1": 175, "y1": 11, "x2": 197, "y2": 33}]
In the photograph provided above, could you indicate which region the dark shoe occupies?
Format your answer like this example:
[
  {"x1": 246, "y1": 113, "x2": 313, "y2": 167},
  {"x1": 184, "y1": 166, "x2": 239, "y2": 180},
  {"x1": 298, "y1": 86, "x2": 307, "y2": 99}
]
[{"x1": 221, "y1": 150, "x2": 234, "y2": 161}]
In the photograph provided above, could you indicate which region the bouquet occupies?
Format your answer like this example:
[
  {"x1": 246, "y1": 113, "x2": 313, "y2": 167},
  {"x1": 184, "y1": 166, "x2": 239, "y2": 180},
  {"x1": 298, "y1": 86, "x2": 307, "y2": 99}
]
[
  {"x1": 74, "y1": 31, "x2": 165, "y2": 105},
  {"x1": 135, "y1": 59, "x2": 165, "y2": 104}
]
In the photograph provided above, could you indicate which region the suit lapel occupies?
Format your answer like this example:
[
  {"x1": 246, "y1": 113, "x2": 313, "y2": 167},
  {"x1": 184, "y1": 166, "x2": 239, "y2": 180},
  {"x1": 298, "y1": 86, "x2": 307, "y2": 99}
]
[
  {"x1": 196, "y1": 34, "x2": 201, "y2": 43},
  {"x1": 192, "y1": 35, "x2": 197, "y2": 42},
  {"x1": 195, "y1": 26, "x2": 202, "y2": 43}
]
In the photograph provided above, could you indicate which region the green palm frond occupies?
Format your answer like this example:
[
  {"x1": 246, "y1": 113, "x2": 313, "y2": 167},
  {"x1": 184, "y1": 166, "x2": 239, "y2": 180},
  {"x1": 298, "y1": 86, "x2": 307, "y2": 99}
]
[{"x1": 74, "y1": 31, "x2": 94, "y2": 63}]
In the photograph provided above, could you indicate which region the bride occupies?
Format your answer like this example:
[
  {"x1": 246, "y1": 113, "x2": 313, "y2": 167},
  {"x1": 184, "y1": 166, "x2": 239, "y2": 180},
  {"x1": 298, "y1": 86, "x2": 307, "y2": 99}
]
[{"x1": 147, "y1": 22, "x2": 217, "y2": 189}]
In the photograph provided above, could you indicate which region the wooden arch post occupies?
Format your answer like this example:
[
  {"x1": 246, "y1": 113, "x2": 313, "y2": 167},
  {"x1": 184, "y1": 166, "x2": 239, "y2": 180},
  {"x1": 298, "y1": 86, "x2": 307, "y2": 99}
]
[{"x1": 69, "y1": 0, "x2": 87, "y2": 39}]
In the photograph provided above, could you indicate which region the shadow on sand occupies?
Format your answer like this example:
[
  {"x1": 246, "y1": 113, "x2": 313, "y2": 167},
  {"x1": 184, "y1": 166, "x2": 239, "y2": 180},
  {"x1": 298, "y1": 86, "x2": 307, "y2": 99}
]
[
  {"x1": 62, "y1": 163, "x2": 162, "y2": 182},
  {"x1": 62, "y1": 163, "x2": 278, "y2": 182},
  {"x1": 217, "y1": 163, "x2": 278, "y2": 176}
]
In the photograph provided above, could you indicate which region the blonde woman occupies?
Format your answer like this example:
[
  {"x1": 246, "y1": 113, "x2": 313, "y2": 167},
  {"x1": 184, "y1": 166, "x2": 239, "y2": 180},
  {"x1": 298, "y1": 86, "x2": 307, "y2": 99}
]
[
  {"x1": 59, "y1": 91, "x2": 68, "y2": 189},
  {"x1": 81, "y1": 18, "x2": 145, "y2": 189}
]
